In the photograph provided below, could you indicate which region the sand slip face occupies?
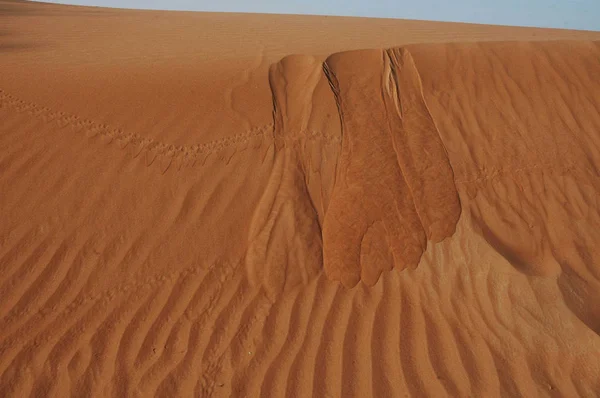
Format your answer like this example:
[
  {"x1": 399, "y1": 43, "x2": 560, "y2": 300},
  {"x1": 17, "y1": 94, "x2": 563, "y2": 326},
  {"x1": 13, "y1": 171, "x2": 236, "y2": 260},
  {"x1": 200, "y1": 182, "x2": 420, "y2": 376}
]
[{"x1": 3, "y1": 0, "x2": 600, "y2": 396}]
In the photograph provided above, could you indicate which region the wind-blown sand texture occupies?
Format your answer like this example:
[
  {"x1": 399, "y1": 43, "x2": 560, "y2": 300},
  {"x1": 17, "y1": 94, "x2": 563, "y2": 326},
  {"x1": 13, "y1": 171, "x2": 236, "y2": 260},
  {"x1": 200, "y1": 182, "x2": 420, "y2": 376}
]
[{"x1": 2, "y1": 0, "x2": 600, "y2": 396}]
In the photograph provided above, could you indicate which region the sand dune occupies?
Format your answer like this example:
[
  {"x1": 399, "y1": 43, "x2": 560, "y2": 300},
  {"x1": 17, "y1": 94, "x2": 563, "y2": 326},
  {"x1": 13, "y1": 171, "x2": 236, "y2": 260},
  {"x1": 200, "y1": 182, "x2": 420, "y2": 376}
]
[{"x1": 2, "y1": 0, "x2": 600, "y2": 396}]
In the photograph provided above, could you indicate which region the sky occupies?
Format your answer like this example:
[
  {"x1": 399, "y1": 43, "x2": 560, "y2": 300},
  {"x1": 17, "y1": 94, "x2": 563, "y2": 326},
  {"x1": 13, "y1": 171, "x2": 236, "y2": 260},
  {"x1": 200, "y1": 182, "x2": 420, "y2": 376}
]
[{"x1": 40, "y1": 0, "x2": 600, "y2": 31}]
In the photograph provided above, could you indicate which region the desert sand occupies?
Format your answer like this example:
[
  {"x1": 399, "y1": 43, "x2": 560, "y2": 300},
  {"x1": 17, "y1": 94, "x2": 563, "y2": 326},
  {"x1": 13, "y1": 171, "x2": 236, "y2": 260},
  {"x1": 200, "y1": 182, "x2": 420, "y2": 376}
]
[{"x1": 2, "y1": 0, "x2": 600, "y2": 396}]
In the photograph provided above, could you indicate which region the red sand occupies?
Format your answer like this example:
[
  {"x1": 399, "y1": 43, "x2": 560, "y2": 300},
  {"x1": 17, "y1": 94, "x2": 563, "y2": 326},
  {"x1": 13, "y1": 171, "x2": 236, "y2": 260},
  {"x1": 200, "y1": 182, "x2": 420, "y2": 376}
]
[{"x1": 2, "y1": 1, "x2": 600, "y2": 396}]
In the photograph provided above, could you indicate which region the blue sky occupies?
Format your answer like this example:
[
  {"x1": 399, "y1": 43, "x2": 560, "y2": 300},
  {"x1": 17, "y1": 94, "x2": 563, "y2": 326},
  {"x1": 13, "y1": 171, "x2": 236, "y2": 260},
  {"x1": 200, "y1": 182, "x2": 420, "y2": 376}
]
[{"x1": 41, "y1": 0, "x2": 600, "y2": 31}]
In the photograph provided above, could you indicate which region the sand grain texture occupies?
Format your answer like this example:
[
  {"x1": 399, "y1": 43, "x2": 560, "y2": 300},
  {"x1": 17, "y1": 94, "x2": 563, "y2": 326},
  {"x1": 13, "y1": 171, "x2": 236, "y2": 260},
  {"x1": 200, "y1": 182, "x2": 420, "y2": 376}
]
[{"x1": 2, "y1": 1, "x2": 600, "y2": 397}]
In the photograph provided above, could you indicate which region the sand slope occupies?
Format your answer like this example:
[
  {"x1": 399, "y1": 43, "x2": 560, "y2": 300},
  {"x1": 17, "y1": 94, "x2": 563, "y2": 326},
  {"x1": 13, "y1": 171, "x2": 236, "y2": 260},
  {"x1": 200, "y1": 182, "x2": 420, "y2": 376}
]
[{"x1": 2, "y1": 1, "x2": 600, "y2": 397}]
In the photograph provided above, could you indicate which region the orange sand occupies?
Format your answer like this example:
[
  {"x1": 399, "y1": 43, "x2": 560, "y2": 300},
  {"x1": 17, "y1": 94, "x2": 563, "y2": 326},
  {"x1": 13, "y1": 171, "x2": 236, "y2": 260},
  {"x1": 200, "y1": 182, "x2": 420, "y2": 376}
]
[{"x1": 2, "y1": 0, "x2": 600, "y2": 396}]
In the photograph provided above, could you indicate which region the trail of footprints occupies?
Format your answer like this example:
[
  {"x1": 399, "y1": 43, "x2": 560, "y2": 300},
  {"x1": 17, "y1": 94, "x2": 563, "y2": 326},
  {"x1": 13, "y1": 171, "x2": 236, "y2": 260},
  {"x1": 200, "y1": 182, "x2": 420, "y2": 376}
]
[{"x1": 0, "y1": 89, "x2": 341, "y2": 174}]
